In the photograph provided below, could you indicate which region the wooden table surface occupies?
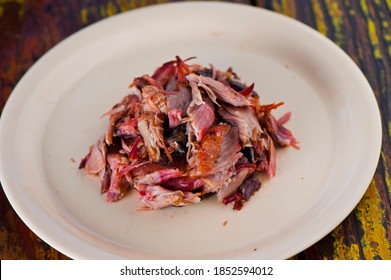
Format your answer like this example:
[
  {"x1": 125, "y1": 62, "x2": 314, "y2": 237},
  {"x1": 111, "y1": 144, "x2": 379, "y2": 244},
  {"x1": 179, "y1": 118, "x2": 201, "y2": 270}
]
[{"x1": 1, "y1": 0, "x2": 390, "y2": 260}]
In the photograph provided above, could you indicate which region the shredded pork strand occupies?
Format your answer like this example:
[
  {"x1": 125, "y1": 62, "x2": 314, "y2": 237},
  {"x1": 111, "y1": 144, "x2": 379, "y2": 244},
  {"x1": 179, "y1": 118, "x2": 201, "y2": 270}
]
[{"x1": 79, "y1": 56, "x2": 298, "y2": 210}]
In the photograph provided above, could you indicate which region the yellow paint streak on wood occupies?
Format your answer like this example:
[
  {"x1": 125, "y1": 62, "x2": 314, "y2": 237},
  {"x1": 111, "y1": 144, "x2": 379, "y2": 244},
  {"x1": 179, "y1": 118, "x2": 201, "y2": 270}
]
[
  {"x1": 368, "y1": 19, "x2": 379, "y2": 45},
  {"x1": 325, "y1": 0, "x2": 344, "y2": 46},
  {"x1": 80, "y1": 8, "x2": 88, "y2": 25},
  {"x1": 139, "y1": 0, "x2": 148, "y2": 8},
  {"x1": 128, "y1": 0, "x2": 138, "y2": 9},
  {"x1": 0, "y1": 0, "x2": 24, "y2": 4},
  {"x1": 368, "y1": 19, "x2": 382, "y2": 58},
  {"x1": 343, "y1": 0, "x2": 355, "y2": 15},
  {"x1": 374, "y1": 48, "x2": 382, "y2": 59},
  {"x1": 381, "y1": 21, "x2": 391, "y2": 56},
  {"x1": 0, "y1": 0, "x2": 25, "y2": 18},
  {"x1": 281, "y1": 0, "x2": 296, "y2": 18},
  {"x1": 117, "y1": 0, "x2": 131, "y2": 12},
  {"x1": 106, "y1": 1, "x2": 117, "y2": 17},
  {"x1": 360, "y1": 0, "x2": 384, "y2": 59},
  {"x1": 360, "y1": 0, "x2": 369, "y2": 16},
  {"x1": 355, "y1": 180, "x2": 391, "y2": 259},
  {"x1": 271, "y1": 1, "x2": 282, "y2": 13},
  {"x1": 100, "y1": 4, "x2": 108, "y2": 18},
  {"x1": 311, "y1": 0, "x2": 327, "y2": 35},
  {"x1": 332, "y1": 224, "x2": 361, "y2": 259},
  {"x1": 382, "y1": 150, "x2": 391, "y2": 193}
]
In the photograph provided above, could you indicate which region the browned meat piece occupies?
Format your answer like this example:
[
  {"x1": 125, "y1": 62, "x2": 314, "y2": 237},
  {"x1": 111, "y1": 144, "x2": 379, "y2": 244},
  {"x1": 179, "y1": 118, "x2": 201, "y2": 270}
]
[{"x1": 79, "y1": 56, "x2": 297, "y2": 210}]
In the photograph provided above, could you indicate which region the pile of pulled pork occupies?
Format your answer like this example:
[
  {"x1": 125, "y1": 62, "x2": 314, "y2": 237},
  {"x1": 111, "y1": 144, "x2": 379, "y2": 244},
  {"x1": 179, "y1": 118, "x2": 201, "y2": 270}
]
[{"x1": 79, "y1": 56, "x2": 298, "y2": 210}]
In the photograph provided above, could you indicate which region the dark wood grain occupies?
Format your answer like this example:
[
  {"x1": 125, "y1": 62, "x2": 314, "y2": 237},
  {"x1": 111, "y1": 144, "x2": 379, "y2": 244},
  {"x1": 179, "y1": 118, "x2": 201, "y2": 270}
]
[{"x1": 1, "y1": 0, "x2": 390, "y2": 260}]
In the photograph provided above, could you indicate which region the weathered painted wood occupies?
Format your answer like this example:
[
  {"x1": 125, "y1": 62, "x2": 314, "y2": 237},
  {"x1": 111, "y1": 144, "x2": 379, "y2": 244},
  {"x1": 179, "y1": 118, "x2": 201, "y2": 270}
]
[{"x1": 1, "y1": 0, "x2": 390, "y2": 259}]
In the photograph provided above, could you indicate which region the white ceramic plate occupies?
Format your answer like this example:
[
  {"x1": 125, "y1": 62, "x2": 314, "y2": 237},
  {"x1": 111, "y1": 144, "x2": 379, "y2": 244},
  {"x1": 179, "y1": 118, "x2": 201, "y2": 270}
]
[{"x1": 0, "y1": 2, "x2": 381, "y2": 259}]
